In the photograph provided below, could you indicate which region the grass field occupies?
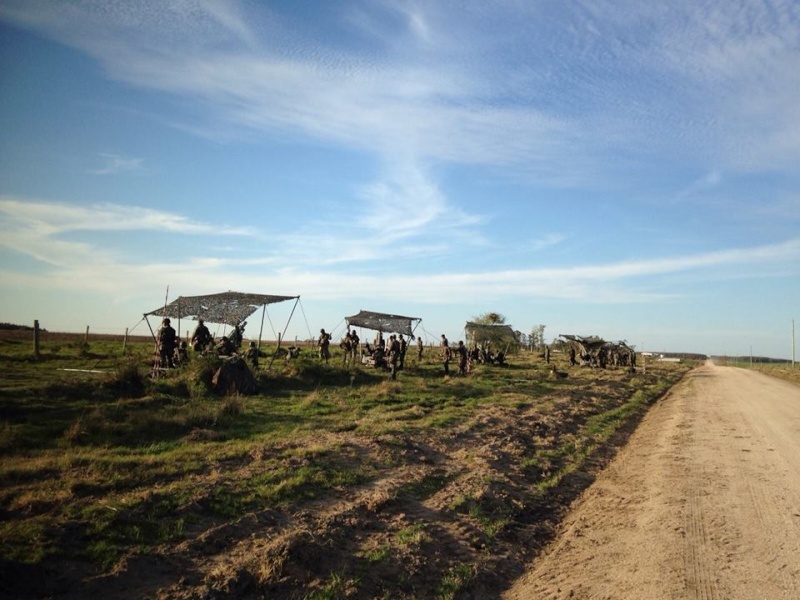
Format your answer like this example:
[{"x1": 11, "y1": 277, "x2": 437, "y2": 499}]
[
  {"x1": 750, "y1": 363, "x2": 800, "y2": 386},
  {"x1": 1, "y1": 329, "x2": 694, "y2": 599}
]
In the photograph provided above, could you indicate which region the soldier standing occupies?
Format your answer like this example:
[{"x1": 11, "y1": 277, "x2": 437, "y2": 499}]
[
  {"x1": 349, "y1": 330, "x2": 360, "y2": 363},
  {"x1": 339, "y1": 333, "x2": 352, "y2": 366},
  {"x1": 157, "y1": 317, "x2": 176, "y2": 368},
  {"x1": 388, "y1": 334, "x2": 401, "y2": 380},
  {"x1": 456, "y1": 340, "x2": 468, "y2": 375},
  {"x1": 398, "y1": 334, "x2": 407, "y2": 370},
  {"x1": 318, "y1": 328, "x2": 331, "y2": 363},
  {"x1": 441, "y1": 335, "x2": 451, "y2": 375}
]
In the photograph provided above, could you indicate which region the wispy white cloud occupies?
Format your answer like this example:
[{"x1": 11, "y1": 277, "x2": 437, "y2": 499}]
[
  {"x1": 0, "y1": 198, "x2": 253, "y2": 266},
  {"x1": 2, "y1": 193, "x2": 796, "y2": 304},
  {"x1": 0, "y1": 2, "x2": 700, "y2": 181},
  {"x1": 0, "y1": 198, "x2": 253, "y2": 236},
  {"x1": 3, "y1": 0, "x2": 796, "y2": 207},
  {"x1": 355, "y1": 161, "x2": 486, "y2": 240},
  {"x1": 87, "y1": 153, "x2": 144, "y2": 175}
]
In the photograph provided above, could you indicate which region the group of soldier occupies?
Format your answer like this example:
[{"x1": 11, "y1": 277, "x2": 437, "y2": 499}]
[
  {"x1": 321, "y1": 329, "x2": 433, "y2": 380},
  {"x1": 157, "y1": 316, "x2": 505, "y2": 380},
  {"x1": 337, "y1": 329, "x2": 361, "y2": 366},
  {"x1": 440, "y1": 335, "x2": 471, "y2": 376},
  {"x1": 322, "y1": 329, "x2": 478, "y2": 379},
  {"x1": 566, "y1": 342, "x2": 637, "y2": 370},
  {"x1": 156, "y1": 317, "x2": 264, "y2": 370}
]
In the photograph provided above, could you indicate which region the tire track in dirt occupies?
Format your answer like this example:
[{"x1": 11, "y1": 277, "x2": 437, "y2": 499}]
[
  {"x1": 718, "y1": 373, "x2": 800, "y2": 598},
  {"x1": 684, "y1": 477, "x2": 719, "y2": 599},
  {"x1": 681, "y1": 376, "x2": 720, "y2": 600}
]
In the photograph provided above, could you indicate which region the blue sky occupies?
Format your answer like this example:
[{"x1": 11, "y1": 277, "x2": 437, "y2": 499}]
[{"x1": 1, "y1": 0, "x2": 798, "y2": 358}]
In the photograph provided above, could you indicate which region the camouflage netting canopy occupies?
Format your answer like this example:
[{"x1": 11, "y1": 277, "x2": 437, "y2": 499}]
[
  {"x1": 465, "y1": 322, "x2": 520, "y2": 346},
  {"x1": 146, "y1": 291, "x2": 298, "y2": 327},
  {"x1": 559, "y1": 334, "x2": 606, "y2": 354},
  {"x1": 345, "y1": 310, "x2": 421, "y2": 338}
]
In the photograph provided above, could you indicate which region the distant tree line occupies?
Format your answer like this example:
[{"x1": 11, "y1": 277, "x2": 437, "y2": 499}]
[{"x1": 0, "y1": 322, "x2": 44, "y2": 331}]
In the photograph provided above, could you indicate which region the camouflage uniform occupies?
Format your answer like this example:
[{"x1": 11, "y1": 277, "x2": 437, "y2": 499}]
[{"x1": 157, "y1": 318, "x2": 176, "y2": 368}]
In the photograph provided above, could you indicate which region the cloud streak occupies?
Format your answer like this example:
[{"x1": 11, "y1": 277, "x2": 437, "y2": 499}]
[
  {"x1": 87, "y1": 153, "x2": 144, "y2": 175},
  {"x1": 7, "y1": 0, "x2": 798, "y2": 183},
  {"x1": 0, "y1": 198, "x2": 253, "y2": 266},
  {"x1": 2, "y1": 197, "x2": 796, "y2": 305}
]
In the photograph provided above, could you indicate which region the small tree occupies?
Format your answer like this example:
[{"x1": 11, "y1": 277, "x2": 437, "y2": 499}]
[
  {"x1": 529, "y1": 324, "x2": 546, "y2": 350},
  {"x1": 472, "y1": 312, "x2": 506, "y2": 325}
]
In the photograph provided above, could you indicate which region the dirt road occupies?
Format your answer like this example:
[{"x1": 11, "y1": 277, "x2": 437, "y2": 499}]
[{"x1": 504, "y1": 362, "x2": 800, "y2": 600}]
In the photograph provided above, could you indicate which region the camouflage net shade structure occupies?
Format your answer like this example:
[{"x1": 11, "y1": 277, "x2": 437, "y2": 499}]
[
  {"x1": 464, "y1": 322, "x2": 520, "y2": 348},
  {"x1": 345, "y1": 310, "x2": 421, "y2": 338},
  {"x1": 146, "y1": 291, "x2": 298, "y2": 327},
  {"x1": 559, "y1": 334, "x2": 606, "y2": 356},
  {"x1": 559, "y1": 334, "x2": 636, "y2": 368},
  {"x1": 144, "y1": 291, "x2": 300, "y2": 347}
]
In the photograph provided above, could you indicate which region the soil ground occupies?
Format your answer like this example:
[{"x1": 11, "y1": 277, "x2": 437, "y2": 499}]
[{"x1": 504, "y1": 361, "x2": 800, "y2": 600}]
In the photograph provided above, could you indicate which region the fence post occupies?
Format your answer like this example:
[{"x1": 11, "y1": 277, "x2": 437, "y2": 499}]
[
  {"x1": 123, "y1": 327, "x2": 129, "y2": 353},
  {"x1": 33, "y1": 319, "x2": 41, "y2": 358}
]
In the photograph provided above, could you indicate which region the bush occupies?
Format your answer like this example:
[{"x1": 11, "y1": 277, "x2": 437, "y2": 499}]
[
  {"x1": 112, "y1": 360, "x2": 145, "y2": 398},
  {"x1": 184, "y1": 356, "x2": 220, "y2": 398}
]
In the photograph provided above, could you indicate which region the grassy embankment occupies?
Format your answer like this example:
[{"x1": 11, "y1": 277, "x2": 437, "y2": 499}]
[{"x1": 750, "y1": 363, "x2": 800, "y2": 387}]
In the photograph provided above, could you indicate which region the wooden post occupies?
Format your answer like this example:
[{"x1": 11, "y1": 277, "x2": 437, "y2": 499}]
[
  {"x1": 84, "y1": 326, "x2": 90, "y2": 345},
  {"x1": 33, "y1": 320, "x2": 41, "y2": 358},
  {"x1": 123, "y1": 327, "x2": 129, "y2": 353}
]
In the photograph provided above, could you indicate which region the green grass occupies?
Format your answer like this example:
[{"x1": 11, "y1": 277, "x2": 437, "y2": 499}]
[
  {"x1": 436, "y1": 562, "x2": 477, "y2": 600},
  {"x1": 396, "y1": 523, "x2": 428, "y2": 547},
  {"x1": 303, "y1": 571, "x2": 358, "y2": 600},
  {"x1": 750, "y1": 363, "x2": 800, "y2": 386}
]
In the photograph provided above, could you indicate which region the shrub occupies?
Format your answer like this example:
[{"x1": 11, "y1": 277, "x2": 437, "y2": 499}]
[
  {"x1": 111, "y1": 360, "x2": 145, "y2": 398},
  {"x1": 219, "y1": 396, "x2": 244, "y2": 418}
]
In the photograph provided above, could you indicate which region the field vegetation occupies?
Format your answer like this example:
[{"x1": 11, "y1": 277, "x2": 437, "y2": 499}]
[
  {"x1": 1, "y1": 329, "x2": 692, "y2": 599},
  {"x1": 750, "y1": 363, "x2": 800, "y2": 386}
]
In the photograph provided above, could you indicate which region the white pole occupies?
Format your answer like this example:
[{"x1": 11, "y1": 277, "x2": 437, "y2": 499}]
[{"x1": 792, "y1": 319, "x2": 796, "y2": 368}]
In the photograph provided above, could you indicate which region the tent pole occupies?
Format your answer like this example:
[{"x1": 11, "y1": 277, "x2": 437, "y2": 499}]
[
  {"x1": 281, "y1": 297, "x2": 300, "y2": 342},
  {"x1": 268, "y1": 296, "x2": 300, "y2": 370},
  {"x1": 298, "y1": 297, "x2": 314, "y2": 340},
  {"x1": 144, "y1": 315, "x2": 156, "y2": 342},
  {"x1": 258, "y1": 303, "x2": 267, "y2": 350}
]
